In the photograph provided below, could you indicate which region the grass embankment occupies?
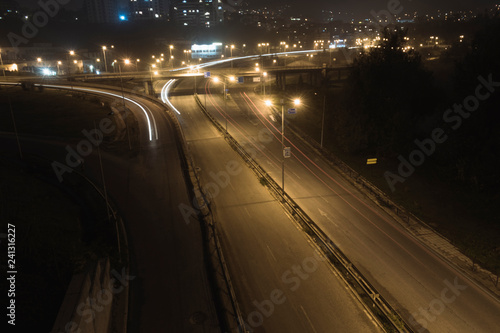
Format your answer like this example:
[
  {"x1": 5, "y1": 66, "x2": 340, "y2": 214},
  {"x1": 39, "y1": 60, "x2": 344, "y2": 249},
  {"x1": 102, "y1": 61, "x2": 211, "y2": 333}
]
[
  {"x1": 0, "y1": 87, "x2": 131, "y2": 330},
  {"x1": 0, "y1": 86, "x2": 140, "y2": 153}
]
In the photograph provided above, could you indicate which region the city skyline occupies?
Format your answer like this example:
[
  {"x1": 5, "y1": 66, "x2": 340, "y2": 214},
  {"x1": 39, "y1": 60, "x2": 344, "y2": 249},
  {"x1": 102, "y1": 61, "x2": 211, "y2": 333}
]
[{"x1": 12, "y1": 0, "x2": 499, "y2": 16}]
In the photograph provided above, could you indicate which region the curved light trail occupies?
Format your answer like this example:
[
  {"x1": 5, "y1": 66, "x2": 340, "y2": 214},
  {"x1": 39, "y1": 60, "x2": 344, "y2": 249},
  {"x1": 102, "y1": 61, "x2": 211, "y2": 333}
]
[
  {"x1": 161, "y1": 79, "x2": 181, "y2": 115},
  {"x1": 34, "y1": 84, "x2": 157, "y2": 141}
]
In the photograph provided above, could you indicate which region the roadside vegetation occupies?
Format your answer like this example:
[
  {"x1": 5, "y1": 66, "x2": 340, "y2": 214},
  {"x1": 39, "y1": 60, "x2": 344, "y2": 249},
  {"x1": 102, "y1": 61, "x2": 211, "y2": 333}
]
[
  {"x1": 287, "y1": 20, "x2": 500, "y2": 280},
  {"x1": 0, "y1": 88, "x2": 127, "y2": 330}
]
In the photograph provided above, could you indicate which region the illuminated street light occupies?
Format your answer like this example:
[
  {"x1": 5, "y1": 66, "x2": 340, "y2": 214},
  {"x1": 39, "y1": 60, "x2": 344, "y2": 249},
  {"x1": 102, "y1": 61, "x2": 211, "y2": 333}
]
[
  {"x1": 212, "y1": 76, "x2": 231, "y2": 132},
  {"x1": 266, "y1": 97, "x2": 301, "y2": 195},
  {"x1": 230, "y1": 44, "x2": 235, "y2": 68},
  {"x1": 102, "y1": 46, "x2": 108, "y2": 72},
  {"x1": 262, "y1": 72, "x2": 268, "y2": 95}
]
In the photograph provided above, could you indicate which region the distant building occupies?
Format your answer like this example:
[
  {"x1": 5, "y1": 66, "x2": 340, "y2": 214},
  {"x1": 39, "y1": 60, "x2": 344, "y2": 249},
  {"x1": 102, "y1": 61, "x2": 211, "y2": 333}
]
[
  {"x1": 85, "y1": 0, "x2": 118, "y2": 23},
  {"x1": 191, "y1": 43, "x2": 222, "y2": 59},
  {"x1": 129, "y1": 0, "x2": 169, "y2": 20},
  {"x1": 0, "y1": 0, "x2": 20, "y2": 19},
  {"x1": 171, "y1": 0, "x2": 223, "y2": 27}
]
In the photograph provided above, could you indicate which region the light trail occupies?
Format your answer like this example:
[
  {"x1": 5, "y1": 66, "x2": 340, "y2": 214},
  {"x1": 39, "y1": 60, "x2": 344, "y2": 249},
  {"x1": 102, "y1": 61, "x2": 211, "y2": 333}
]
[
  {"x1": 171, "y1": 49, "x2": 324, "y2": 72},
  {"x1": 34, "y1": 84, "x2": 157, "y2": 141},
  {"x1": 161, "y1": 79, "x2": 181, "y2": 115}
]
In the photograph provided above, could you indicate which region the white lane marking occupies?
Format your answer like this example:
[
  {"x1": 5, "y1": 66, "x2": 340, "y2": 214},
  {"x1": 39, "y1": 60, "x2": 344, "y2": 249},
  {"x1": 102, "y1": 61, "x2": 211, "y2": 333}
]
[
  {"x1": 266, "y1": 245, "x2": 277, "y2": 262},
  {"x1": 300, "y1": 305, "x2": 318, "y2": 333},
  {"x1": 35, "y1": 84, "x2": 156, "y2": 141}
]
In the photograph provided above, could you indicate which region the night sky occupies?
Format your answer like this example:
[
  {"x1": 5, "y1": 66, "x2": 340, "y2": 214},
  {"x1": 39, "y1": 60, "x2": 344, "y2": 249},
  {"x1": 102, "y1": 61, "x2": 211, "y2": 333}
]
[{"x1": 12, "y1": 0, "x2": 499, "y2": 18}]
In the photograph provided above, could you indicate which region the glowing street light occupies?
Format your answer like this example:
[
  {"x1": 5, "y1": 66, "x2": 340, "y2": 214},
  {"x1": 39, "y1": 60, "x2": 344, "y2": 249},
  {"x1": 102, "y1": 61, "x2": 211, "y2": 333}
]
[
  {"x1": 230, "y1": 44, "x2": 235, "y2": 68},
  {"x1": 102, "y1": 46, "x2": 108, "y2": 72},
  {"x1": 266, "y1": 97, "x2": 301, "y2": 195},
  {"x1": 212, "y1": 76, "x2": 232, "y2": 132}
]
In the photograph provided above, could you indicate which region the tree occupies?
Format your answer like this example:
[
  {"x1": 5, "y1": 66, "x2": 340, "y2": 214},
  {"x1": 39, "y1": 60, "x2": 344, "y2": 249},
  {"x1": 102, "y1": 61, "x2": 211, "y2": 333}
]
[
  {"x1": 440, "y1": 18, "x2": 500, "y2": 193},
  {"x1": 333, "y1": 27, "x2": 439, "y2": 155}
]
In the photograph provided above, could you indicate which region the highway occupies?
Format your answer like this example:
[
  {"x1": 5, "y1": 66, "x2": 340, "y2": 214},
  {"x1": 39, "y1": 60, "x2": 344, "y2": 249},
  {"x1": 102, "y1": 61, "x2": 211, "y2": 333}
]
[
  {"x1": 166, "y1": 77, "x2": 500, "y2": 332},
  {"x1": 0, "y1": 83, "x2": 220, "y2": 332},
  {"x1": 167, "y1": 88, "x2": 381, "y2": 331}
]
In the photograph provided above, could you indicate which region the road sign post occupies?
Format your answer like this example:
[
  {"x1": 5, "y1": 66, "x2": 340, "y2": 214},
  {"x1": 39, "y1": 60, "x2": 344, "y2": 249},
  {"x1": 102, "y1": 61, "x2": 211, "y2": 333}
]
[{"x1": 283, "y1": 147, "x2": 291, "y2": 158}]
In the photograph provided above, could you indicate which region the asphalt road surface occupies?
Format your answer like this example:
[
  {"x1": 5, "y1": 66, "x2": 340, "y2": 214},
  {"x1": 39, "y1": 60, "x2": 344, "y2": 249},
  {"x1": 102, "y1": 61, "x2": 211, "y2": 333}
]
[
  {"x1": 0, "y1": 84, "x2": 220, "y2": 332},
  {"x1": 170, "y1": 77, "x2": 500, "y2": 333},
  {"x1": 169, "y1": 90, "x2": 381, "y2": 331}
]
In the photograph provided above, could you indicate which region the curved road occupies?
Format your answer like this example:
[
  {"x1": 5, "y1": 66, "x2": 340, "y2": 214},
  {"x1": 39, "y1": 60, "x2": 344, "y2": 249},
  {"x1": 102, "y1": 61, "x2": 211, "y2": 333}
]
[
  {"x1": 0, "y1": 83, "x2": 220, "y2": 332},
  {"x1": 169, "y1": 77, "x2": 500, "y2": 333}
]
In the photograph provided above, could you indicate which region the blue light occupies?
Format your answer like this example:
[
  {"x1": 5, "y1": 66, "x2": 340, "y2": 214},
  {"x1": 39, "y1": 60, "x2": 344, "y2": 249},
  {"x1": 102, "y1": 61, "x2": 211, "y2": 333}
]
[{"x1": 119, "y1": 15, "x2": 127, "y2": 21}]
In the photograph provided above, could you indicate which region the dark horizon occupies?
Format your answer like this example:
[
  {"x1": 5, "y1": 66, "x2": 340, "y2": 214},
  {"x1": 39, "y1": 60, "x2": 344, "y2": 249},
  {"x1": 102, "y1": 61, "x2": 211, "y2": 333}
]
[{"x1": 13, "y1": 0, "x2": 499, "y2": 18}]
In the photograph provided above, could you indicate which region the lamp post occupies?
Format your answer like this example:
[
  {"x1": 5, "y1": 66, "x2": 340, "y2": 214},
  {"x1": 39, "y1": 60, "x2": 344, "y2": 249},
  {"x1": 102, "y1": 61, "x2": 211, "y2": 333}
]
[
  {"x1": 213, "y1": 76, "x2": 234, "y2": 133},
  {"x1": 266, "y1": 97, "x2": 300, "y2": 195},
  {"x1": 67, "y1": 50, "x2": 75, "y2": 75},
  {"x1": 118, "y1": 61, "x2": 132, "y2": 150},
  {"x1": 320, "y1": 94, "x2": 326, "y2": 148},
  {"x1": 102, "y1": 46, "x2": 108, "y2": 72},
  {"x1": 0, "y1": 49, "x2": 5, "y2": 77},
  {"x1": 230, "y1": 44, "x2": 234, "y2": 68},
  {"x1": 262, "y1": 72, "x2": 267, "y2": 95}
]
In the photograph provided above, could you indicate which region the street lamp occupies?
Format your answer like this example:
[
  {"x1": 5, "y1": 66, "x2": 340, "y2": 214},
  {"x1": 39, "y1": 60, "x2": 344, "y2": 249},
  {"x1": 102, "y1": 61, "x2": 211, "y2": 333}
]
[
  {"x1": 213, "y1": 76, "x2": 230, "y2": 133},
  {"x1": 169, "y1": 45, "x2": 173, "y2": 62},
  {"x1": 266, "y1": 97, "x2": 301, "y2": 195},
  {"x1": 262, "y1": 71, "x2": 269, "y2": 95},
  {"x1": 102, "y1": 46, "x2": 108, "y2": 72},
  {"x1": 230, "y1": 44, "x2": 235, "y2": 68},
  {"x1": 0, "y1": 49, "x2": 5, "y2": 77}
]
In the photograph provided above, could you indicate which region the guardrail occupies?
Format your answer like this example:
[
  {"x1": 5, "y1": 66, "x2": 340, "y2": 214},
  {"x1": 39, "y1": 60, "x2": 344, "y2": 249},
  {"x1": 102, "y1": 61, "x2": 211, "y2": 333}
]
[
  {"x1": 2, "y1": 80, "x2": 245, "y2": 332},
  {"x1": 193, "y1": 94, "x2": 414, "y2": 333}
]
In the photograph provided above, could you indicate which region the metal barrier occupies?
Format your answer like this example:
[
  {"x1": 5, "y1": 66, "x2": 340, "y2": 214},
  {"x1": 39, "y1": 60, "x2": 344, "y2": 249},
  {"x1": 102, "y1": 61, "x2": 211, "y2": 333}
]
[{"x1": 194, "y1": 94, "x2": 414, "y2": 333}]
